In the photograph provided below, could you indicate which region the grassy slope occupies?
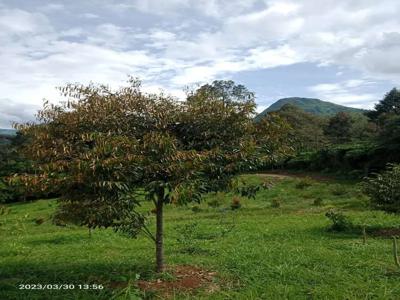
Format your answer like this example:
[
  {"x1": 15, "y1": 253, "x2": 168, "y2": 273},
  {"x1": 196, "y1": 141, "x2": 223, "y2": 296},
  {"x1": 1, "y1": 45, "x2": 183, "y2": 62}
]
[{"x1": 1, "y1": 175, "x2": 400, "y2": 299}]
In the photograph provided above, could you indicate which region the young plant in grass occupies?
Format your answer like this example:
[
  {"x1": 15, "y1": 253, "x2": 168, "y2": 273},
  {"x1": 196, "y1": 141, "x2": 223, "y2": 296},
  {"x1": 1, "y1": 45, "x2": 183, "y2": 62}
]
[
  {"x1": 325, "y1": 210, "x2": 353, "y2": 232},
  {"x1": 14, "y1": 79, "x2": 292, "y2": 272},
  {"x1": 363, "y1": 163, "x2": 400, "y2": 213}
]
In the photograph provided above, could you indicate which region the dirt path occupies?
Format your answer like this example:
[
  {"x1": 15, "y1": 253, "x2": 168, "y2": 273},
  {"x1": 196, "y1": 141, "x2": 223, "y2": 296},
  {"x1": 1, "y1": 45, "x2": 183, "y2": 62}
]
[{"x1": 254, "y1": 171, "x2": 334, "y2": 182}]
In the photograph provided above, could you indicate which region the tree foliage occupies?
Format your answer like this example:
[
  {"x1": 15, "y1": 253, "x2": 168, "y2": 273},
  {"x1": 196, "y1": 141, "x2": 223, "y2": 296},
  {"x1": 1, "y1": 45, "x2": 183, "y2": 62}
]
[
  {"x1": 271, "y1": 104, "x2": 327, "y2": 152},
  {"x1": 324, "y1": 112, "x2": 354, "y2": 144},
  {"x1": 0, "y1": 133, "x2": 32, "y2": 203},
  {"x1": 366, "y1": 88, "x2": 400, "y2": 121},
  {"x1": 14, "y1": 79, "x2": 292, "y2": 271},
  {"x1": 363, "y1": 164, "x2": 400, "y2": 213}
]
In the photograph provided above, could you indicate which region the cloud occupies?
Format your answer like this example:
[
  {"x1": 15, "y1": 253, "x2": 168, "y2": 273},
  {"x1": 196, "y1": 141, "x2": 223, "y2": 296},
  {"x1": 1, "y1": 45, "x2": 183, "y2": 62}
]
[
  {"x1": 39, "y1": 3, "x2": 65, "y2": 12},
  {"x1": 309, "y1": 79, "x2": 380, "y2": 107},
  {"x1": 0, "y1": 8, "x2": 51, "y2": 34},
  {"x1": 1, "y1": 0, "x2": 400, "y2": 124},
  {"x1": 113, "y1": 0, "x2": 260, "y2": 17},
  {"x1": 0, "y1": 100, "x2": 39, "y2": 128}
]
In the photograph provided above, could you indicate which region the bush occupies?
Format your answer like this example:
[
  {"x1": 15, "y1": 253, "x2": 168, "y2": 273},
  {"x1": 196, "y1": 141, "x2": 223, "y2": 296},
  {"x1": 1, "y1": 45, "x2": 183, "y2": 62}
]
[
  {"x1": 295, "y1": 177, "x2": 313, "y2": 189},
  {"x1": 330, "y1": 184, "x2": 348, "y2": 196},
  {"x1": 175, "y1": 222, "x2": 202, "y2": 254},
  {"x1": 262, "y1": 179, "x2": 275, "y2": 190},
  {"x1": 325, "y1": 210, "x2": 353, "y2": 231},
  {"x1": 236, "y1": 184, "x2": 261, "y2": 199},
  {"x1": 231, "y1": 197, "x2": 241, "y2": 210},
  {"x1": 363, "y1": 164, "x2": 400, "y2": 213}
]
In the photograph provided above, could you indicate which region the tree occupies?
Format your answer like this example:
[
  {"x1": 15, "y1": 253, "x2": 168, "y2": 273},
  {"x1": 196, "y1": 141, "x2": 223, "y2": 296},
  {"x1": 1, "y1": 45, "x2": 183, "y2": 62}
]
[
  {"x1": 0, "y1": 132, "x2": 32, "y2": 203},
  {"x1": 348, "y1": 113, "x2": 377, "y2": 142},
  {"x1": 188, "y1": 80, "x2": 255, "y2": 106},
  {"x1": 272, "y1": 104, "x2": 328, "y2": 152},
  {"x1": 365, "y1": 88, "x2": 400, "y2": 150},
  {"x1": 366, "y1": 88, "x2": 400, "y2": 120},
  {"x1": 324, "y1": 112, "x2": 353, "y2": 144},
  {"x1": 15, "y1": 79, "x2": 291, "y2": 272}
]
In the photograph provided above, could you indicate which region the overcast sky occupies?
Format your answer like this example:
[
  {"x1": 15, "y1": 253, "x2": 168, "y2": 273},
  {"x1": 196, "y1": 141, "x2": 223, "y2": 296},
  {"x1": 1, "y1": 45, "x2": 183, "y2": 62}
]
[{"x1": 1, "y1": 0, "x2": 400, "y2": 128}]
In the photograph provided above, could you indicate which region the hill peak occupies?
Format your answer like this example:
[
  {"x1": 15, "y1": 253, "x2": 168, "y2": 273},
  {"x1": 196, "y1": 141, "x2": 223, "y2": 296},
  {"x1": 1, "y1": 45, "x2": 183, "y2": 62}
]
[{"x1": 256, "y1": 97, "x2": 366, "y2": 120}]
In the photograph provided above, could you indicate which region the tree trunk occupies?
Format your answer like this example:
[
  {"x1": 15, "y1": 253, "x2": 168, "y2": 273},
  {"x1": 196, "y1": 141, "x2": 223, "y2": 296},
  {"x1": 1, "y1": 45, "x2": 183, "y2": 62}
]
[{"x1": 155, "y1": 193, "x2": 164, "y2": 273}]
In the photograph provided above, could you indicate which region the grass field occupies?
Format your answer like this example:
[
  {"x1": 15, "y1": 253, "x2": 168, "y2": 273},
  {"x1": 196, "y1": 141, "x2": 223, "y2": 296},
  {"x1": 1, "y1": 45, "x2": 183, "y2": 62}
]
[{"x1": 1, "y1": 174, "x2": 400, "y2": 299}]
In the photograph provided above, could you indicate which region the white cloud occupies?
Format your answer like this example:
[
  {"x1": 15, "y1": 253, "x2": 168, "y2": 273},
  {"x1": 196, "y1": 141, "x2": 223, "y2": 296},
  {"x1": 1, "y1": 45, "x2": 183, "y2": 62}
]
[
  {"x1": 309, "y1": 79, "x2": 379, "y2": 108},
  {"x1": 1, "y1": 0, "x2": 400, "y2": 125},
  {"x1": 0, "y1": 9, "x2": 51, "y2": 34}
]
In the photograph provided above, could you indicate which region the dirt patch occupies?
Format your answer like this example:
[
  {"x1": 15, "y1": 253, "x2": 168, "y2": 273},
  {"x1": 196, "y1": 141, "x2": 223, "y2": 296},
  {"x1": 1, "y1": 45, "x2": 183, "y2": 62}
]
[
  {"x1": 255, "y1": 171, "x2": 334, "y2": 182},
  {"x1": 137, "y1": 265, "x2": 218, "y2": 298},
  {"x1": 371, "y1": 228, "x2": 400, "y2": 237}
]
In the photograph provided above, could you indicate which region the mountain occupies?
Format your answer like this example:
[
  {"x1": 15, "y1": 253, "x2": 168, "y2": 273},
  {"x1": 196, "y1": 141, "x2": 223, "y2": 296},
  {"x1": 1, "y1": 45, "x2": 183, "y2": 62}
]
[
  {"x1": 256, "y1": 97, "x2": 367, "y2": 120},
  {"x1": 0, "y1": 129, "x2": 16, "y2": 136}
]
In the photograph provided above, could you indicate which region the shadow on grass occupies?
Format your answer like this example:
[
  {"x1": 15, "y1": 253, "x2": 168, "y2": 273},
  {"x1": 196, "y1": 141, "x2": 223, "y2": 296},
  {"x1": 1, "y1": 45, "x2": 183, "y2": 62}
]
[
  {"x1": 305, "y1": 225, "x2": 362, "y2": 240},
  {"x1": 25, "y1": 236, "x2": 82, "y2": 245},
  {"x1": 0, "y1": 260, "x2": 154, "y2": 300}
]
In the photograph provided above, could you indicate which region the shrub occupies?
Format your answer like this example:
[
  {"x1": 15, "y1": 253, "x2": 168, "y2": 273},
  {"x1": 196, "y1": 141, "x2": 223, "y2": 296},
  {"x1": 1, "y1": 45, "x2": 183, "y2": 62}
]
[
  {"x1": 175, "y1": 222, "x2": 201, "y2": 254},
  {"x1": 231, "y1": 197, "x2": 241, "y2": 210},
  {"x1": 363, "y1": 164, "x2": 400, "y2": 213},
  {"x1": 325, "y1": 210, "x2": 353, "y2": 231},
  {"x1": 236, "y1": 184, "x2": 260, "y2": 199},
  {"x1": 330, "y1": 184, "x2": 348, "y2": 196},
  {"x1": 262, "y1": 180, "x2": 275, "y2": 190},
  {"x1": 295, "y1": 177, "x2": 313, "y2": 189}
]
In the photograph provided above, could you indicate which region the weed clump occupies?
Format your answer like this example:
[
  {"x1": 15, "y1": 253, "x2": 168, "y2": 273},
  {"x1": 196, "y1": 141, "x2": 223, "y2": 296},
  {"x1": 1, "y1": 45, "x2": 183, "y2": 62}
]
[
  {"x1": 325, "y1": 210, "x2": 353, "y2": 231},
  {"x1": 236, "y1": 184, "x2": 260, "y2": 199},
  {"x1": 262, "y1": 179, "x2": 275, "y2": 190},
  {"x1": 295, "y1": 177, "x2": 313, "y2": 189},
  {"x1": 231, "y1": 197, "x2": 241, "y2": 210}
]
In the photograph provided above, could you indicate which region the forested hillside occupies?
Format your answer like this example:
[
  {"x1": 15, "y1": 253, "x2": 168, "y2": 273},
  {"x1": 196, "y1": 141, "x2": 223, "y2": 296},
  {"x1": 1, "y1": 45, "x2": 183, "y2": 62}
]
[{"x1": 256, "y1": 97, "x2": 366, "y2": 121}]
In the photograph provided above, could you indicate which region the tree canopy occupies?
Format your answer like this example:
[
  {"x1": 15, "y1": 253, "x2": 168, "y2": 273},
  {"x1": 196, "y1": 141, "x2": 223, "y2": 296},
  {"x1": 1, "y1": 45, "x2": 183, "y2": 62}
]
[
  {"x1": 366, "y1": 88, "x2": 400, "y2": 120},
  {"x1": 15, "y1": 79, "x2": 292, "y2": 271},
  {"x1": 271, "y1": 104, "x2": 327, "y2": 152},
  {"x1": 324, "y1": 112, "x2": 354, "y2": 144}
]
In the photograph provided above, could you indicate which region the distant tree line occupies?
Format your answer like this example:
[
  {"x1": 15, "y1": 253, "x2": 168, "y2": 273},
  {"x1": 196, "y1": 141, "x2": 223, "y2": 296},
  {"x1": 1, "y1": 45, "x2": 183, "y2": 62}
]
[{"x1": 279, "y1": 88, "x2": 400, "y2": 175}]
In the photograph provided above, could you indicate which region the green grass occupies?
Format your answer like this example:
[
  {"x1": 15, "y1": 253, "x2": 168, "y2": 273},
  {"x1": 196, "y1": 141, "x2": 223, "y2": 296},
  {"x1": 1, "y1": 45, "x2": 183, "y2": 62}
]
[{"x1": 1, "y1": 175, "x2": 400, "y2": 299}]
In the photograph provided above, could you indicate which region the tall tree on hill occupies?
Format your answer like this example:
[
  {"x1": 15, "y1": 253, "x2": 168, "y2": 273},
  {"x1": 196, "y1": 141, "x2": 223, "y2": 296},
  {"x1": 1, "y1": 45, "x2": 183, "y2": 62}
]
[
  {"x1": 367, "y1": 88, "x2": 400, "y2": 151},
  {"x1": 189, "y1": 80, "x2": 255, "y2": 106},
  {"x1": 324, "y1": 112, "x2": 353, "y2": 144},
  {"x1": 272, "y1": 104, "x2": 328, "y2": 152},
  {"x1": 14, "y1": 79, "x2": 292, "y2": 272},
  {"x1": 366, "y1": 88, "x2": 400, "y2": 121}
]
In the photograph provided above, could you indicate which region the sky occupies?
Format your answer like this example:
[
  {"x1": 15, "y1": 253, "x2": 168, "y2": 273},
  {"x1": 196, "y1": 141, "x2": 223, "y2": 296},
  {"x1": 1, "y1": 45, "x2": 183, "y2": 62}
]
[{"x1": 1, "y1": 0, "x2": 400, "y2": 128}]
